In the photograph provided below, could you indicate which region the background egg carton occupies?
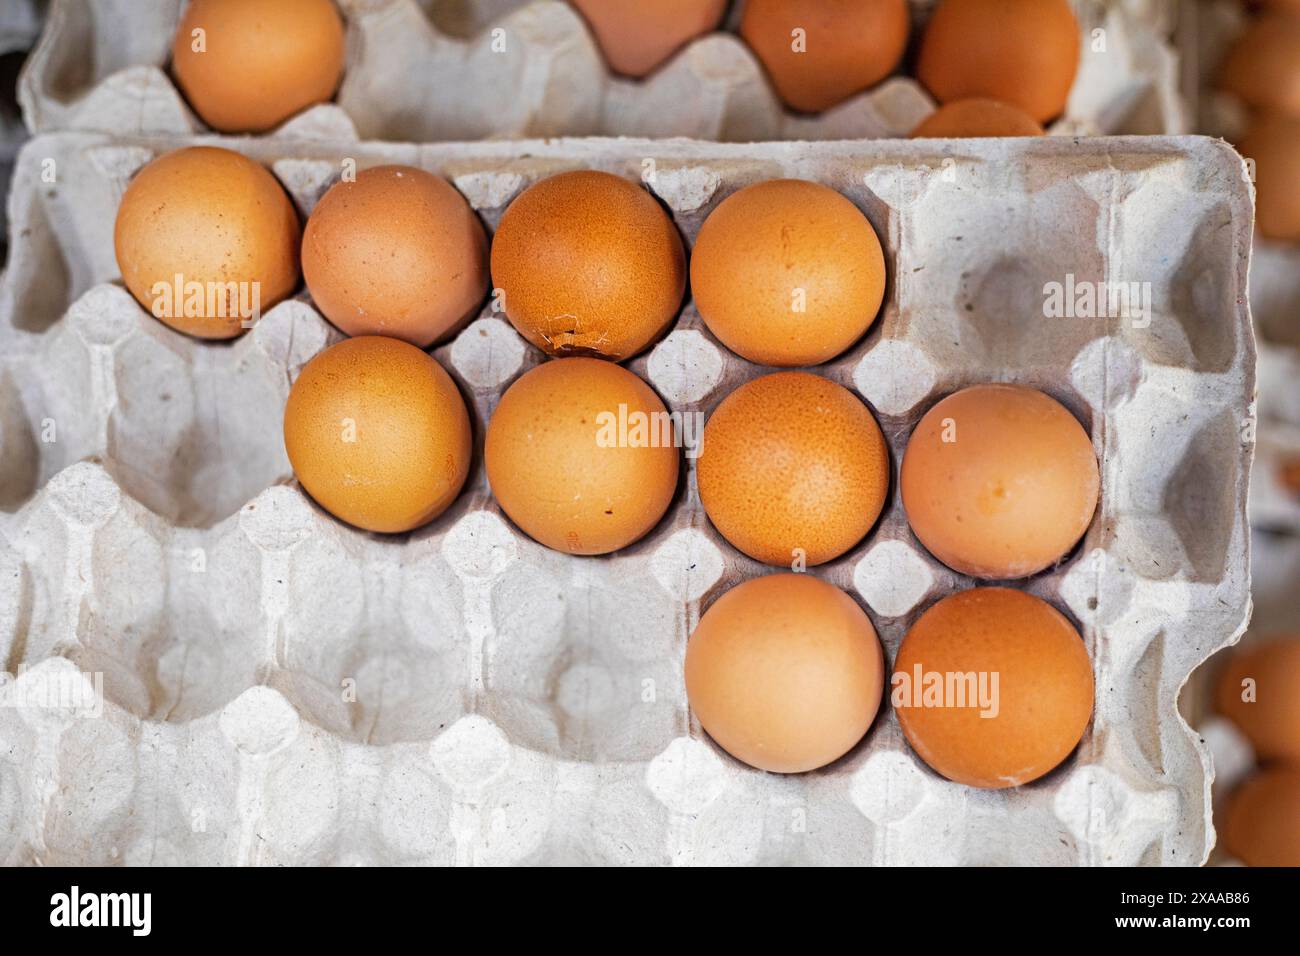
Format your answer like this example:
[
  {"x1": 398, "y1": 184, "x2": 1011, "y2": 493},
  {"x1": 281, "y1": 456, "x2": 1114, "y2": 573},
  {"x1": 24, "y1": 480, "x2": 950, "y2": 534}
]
[
  {"x1": 1194, "y1": 528, "x2": 1300, "y2": 866},
  {"x1": 1173, "y1": 0, "x2": 1300, "y2": 352},
  {"x1": 1238, "y1": 331, "x2": 1300, "y2": 537},
  {"x1": 0, "y1": 0, "x2": 43, "y2": 264},
  {"x1": 1169, "y1": 1, "x2": 1300, "y2": 787},
  {"x1": 17, "y1": 0, "x2": 1183, "y2": 146},
  {"x1": 0, "y1": 131, "x2": 1254, "y2": 865}
]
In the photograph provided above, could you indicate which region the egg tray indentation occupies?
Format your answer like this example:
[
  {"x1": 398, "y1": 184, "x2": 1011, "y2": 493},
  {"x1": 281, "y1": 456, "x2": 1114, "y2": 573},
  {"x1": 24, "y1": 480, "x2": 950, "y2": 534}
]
[
  {"x1": 0, "y1": 131, "x2": 1254, "y2": 866},
  {"x1": 18, "y1": 0, "x2": 1183, "y2": 146}
]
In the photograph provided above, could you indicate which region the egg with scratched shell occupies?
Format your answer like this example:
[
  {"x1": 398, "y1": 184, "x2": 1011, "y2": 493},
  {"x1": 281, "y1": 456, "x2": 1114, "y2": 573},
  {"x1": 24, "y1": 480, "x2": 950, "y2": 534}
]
[{"x1": 490, "y1": 170, "x2": 686, "y2": 362}]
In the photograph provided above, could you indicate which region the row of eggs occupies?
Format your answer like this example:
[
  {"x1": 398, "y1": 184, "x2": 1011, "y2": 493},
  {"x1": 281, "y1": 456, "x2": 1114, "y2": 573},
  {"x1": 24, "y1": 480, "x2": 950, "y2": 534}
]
[
  {"x1": 170, "y1": 0, "x2": 1080, "y2": 131},
  {"x1": 113, "y1": 145, "x2": 1100, "y2": 577},
  {"x1": 164, "y1": 0, "x2": 1300, "y2": 242},
  {"x1": 289, "y1": 340, "x2": 1099, "y2": 783},
  {"x1": 283, "y1": 342, "x2": 1098, "y2": 780},
  {"x1": 111, "y1": 145, "x2": 1100, "y2": 784}
]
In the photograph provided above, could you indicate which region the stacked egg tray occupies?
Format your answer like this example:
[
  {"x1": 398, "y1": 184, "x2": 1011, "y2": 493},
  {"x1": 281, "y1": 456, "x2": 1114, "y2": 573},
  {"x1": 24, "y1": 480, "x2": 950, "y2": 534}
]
[
  {"x1": 1190, "y1": 0, "x2": 1300, "y2": 547},
  {"x1": 19, "y1": 0, "x2": 1183, "y2": 143},
  {"x1": 0, "y1": 131, "x2": 1255, "y2": 866},
  {"x1": 1171, "y1": 0, "x2": 1300, "y2": 861},
  {"x1": 1178, "y1": 0, "x2": 1300, "y2": 353}
]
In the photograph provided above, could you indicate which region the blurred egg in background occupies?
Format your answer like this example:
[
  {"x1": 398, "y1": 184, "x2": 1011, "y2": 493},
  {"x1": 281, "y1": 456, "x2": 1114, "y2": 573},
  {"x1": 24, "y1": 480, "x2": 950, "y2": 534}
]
[
  {"x1": 739, "y1": 0, "x2": 910, "y2": 113},
  {"x1": 569, "y1": 0, "x2": 728, "y2": 78},
  {"x1": 172, "y1": 0, "x2": 346, "y2": 133}
]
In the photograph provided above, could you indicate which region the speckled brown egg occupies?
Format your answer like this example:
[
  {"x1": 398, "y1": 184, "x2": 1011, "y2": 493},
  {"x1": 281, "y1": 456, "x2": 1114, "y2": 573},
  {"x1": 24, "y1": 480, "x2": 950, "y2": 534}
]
[
  {"x1": 114, "y1": 146, "x2": 301, "y2": 339},
  {"x1": 1222, "y1": 767, "x2": 1300, "y2": 866},
  {"x1": 302, "y1": 165, "x2": 488, "y2": 347},
  {"x1": 911, "y1": 98, "x2": 1046, "y2": 138},
  {"x1": 893, "y1": 587, "x2": 1095, "y2": 789},
  {"x1": 697, "y1": 372, "x2": 889, "y2": 567},
  {"x1": 570, "y1": 0, "x2": 727, "y2": 77},
  {"x1": 172, "y1": 0, "x2": 346, "y2": 133},
  {"x1": 1238, "y1": 115, "x2": 1300, "y2": 242},
  {"x1": 283, "y1": 336, "x2": 471, "y2": 533},
  {"x1": 685, "y1": 573, "x2": 884, "y2": 773},
  {"x1": 490, "y1": 170, "x2": 685, "y2": 362},
  {"x1": 917, "y1": 0, "x2": 1080, "y2": 124},
  {"x1": 690, "y1": 179, "x2": 886, "y2": 367},
  {"x1": 739, "y1": 0, "x2": 910, "y2": 113},
  {"x1": 1215, "y1": 636, "x2": 1300, "y2": 763},
  {"x1": 485, "y1": 357, "x2": 679, "y2": 554},
  {"x1": 900, "y1": 384, "x2": 1099, "y2": 579},
  {"x1": 1220, "y1": 13, "x2": 1300, "y2": 118}
]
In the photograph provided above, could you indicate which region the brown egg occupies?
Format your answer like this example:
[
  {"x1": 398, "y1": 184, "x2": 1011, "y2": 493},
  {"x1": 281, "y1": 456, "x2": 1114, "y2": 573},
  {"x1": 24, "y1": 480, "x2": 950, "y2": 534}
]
[
  {"x1": 893, "y1": 587, "x2": 1094, "y2": 789},
  {"x1": 172, "y1": 0, "x2": 345, "y2": 133},
  {"x1": 570, "y1": 0, "x2": 727, "y2": 77},
  {"x1": 114, "y1": 146, "x2": 300, "y2": 340},
  {"x1": 1222, "y1": 767, "x2": 1300, "y2": 866},
  {"x1": 1282, "y1": 455, "x2": 1300, "y2": 494},
  {"x1": 490, "y1": 171, "x2": 685, "y2": 362},
  {"x1": 1215, "y1": 637, "x2": 1300, "y2": 763},
  {"x1": 1220, "y1": 13, "x2": 1300, "y2": 118},
  {"x1": 485, "y1": 357, "x2": 679, "y2": 554},
  {"x1": 911, "y1": 98, "x2": 1046, "y2": 138},
  {"x1": 690, "y1": 179, "x2": 886, "y2": 367},
  {"x1": 739, "y1": 0, "x2": 910, "y2": 113},
  {"x1": 302, "y1": 165, "x2": 488, "y2": 347},
  {"x1": 283, "y1": 336, "x2": 471, "y2": 533},
  {"x1": 901, "y1": 384, "x2": 1099, "y2": 579},
  {"x1": 1238, "y1": 115, "x2": 1300, "y2": 242},
  {"x1": 685, "y1": 573, "x2": 884, "y2": 773},
  {"x1": 917, "y1": 0, "x2": 1080, "y2": 124},
  {"x1": 697, "y1": 372, "x2": 889, "y2": 567}
]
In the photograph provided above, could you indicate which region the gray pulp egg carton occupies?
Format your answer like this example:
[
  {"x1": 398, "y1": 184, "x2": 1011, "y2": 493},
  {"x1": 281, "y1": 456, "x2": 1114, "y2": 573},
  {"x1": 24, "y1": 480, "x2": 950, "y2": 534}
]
[
  {"x1": 0, "y1": 130, "x2": 1254, "y2": 866},
  {"x1": 19, "y1": 0, "x2": 1183, "y2": 144}
]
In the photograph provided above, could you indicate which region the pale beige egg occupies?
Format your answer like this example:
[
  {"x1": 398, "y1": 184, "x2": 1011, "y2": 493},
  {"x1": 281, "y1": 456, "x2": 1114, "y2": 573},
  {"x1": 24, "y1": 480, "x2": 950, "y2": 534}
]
[
  {"x1": 686, "y1": 573, "x2": 884, "y2": 773},
  {"x1": 900, "y1": 384, "x2": 1099, "y2": 579}
]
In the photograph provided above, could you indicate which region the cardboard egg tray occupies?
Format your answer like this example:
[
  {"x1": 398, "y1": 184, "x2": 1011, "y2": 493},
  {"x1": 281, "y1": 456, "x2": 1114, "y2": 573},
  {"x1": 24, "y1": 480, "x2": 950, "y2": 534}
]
[
  {"x1": 0, "y1": 130, "x2": 1255, "y2": 865},
  {"x1": 19, "y1": 0, "x2": 1183, "y2": 145}
]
